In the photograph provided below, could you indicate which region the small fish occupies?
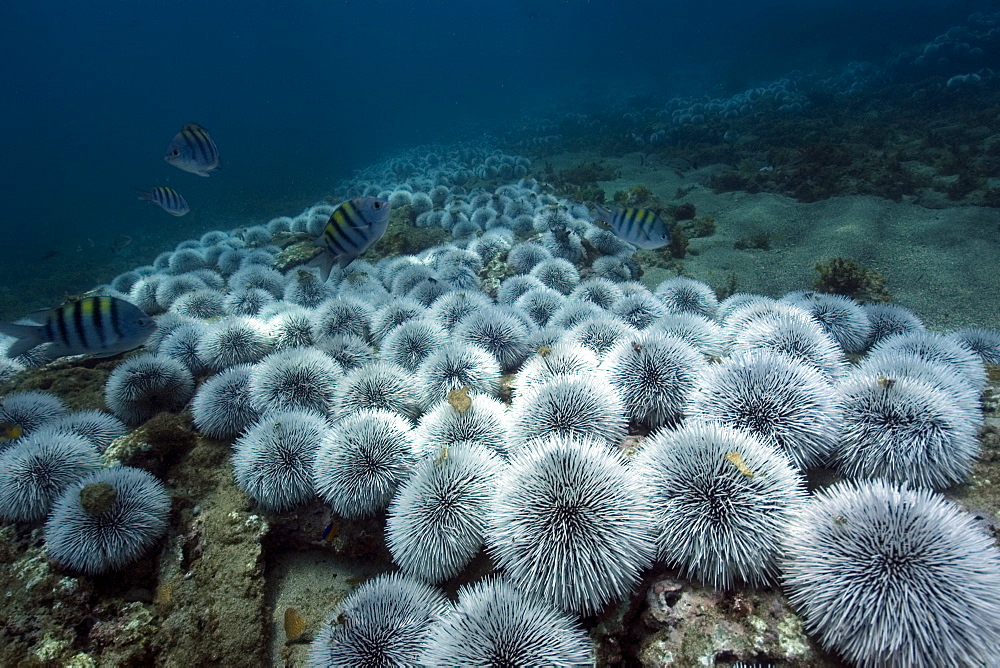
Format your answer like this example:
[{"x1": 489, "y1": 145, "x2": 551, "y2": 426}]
[
  {"x1": 109, "y1": 234, "x2": 133, "y2": 254},
  {"x1": 139, "y1": 187, "x2": 190, "y2": 216},
  {"x1": 0, "y1": 421, "x2": 23, "y2": 442},
  {"x1": 321, "y1": 521, "x2": 339, "y2": 541},
  {"x1": 40, "y1": 250, "x2": 59, "y2": 261},
  {"x1": 0, "y1": 295, "x2": 157, "y2": 360},
  {"x1": 310, "y1": 197, "x2": 391, "y2": 281},
  {"x1": 164, "y1": 122, "x2": 220, "y2": 177},
  {"x1": 593, "y1": 205, "x2": 671, "y2": 250}
]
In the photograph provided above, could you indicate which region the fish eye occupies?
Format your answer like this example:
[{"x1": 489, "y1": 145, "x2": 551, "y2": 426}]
[
  {"x1": 373, "y1": 201, "x2": 382, "y2": 209},
  {"x1": 171, "y1": 149, "x2": 180, "y2": 156}
]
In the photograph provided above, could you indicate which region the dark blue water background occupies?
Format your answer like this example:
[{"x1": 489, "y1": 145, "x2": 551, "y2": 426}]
[{"x1": 0, "y1": 0, "x2": 989, "y2": 311}]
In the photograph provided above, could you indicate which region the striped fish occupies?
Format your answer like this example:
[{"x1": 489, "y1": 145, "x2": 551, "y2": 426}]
[
  {"x1": 139, "y1": 186, "x2": 190, "y2": 216},
  {"x1": 0, "y1": 296, "x2": 157, "y2": 360},
  {"x1": 164, "y1": 123, "x2": 220, "y2": 177},
  {"x1": 593, "y1": 205, "x2": 671, "y2": 250},
  {"x1": 311, "y1": 197, "x2": 392, "y2": 281}
]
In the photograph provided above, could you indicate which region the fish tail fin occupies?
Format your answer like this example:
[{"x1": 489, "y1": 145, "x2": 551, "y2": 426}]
[
  {"x1": 137, "y1": 189, "x2": 152, "y2": 201},
  {"x1": 308, "y1": 252, "x2": 336, "y2": 282},
  {"x1": 0, "y1": 322, "x2": 44, "y2": 358},
  {"x1": 592, "y1": 204, "x2": 611, "y2": 222}
]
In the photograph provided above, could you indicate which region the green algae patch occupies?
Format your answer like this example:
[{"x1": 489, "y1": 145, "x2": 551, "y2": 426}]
[
  {"x1": 272, "y1": 240, "x2": 322, "y2": 273},
  {"x1": 369, "y1": 205, "x2": 448, "y2": 259},
  {"x1": 814, "y1": 256, "x2": 891, "y2": 302},
  {"x1": 547, "y1": 161, "x2": 620, "y2": 201},
  {"x1": 481, "y1": 258, "x2": 511, "y2": 299},
  {"x1": 613, "y1": 185, "x2": 660, "y2": 208}
]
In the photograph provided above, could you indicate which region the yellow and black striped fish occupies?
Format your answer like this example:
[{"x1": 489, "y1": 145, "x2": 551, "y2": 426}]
[
  {"x1": 0, "y1": 296, "x2": 157, "y2": 360},
  {"x1": 165, "y1": 122, "x2": 220, "y2": 177},
  {"x1": 138, "y1": 186, "x2": 190, "y2": 216},
  {"x1": 593, "y1": 205, "x2": 671, "y2": 250},
  {"x1": 311, "y1": 197, "x2": 392, "y2": 281}
]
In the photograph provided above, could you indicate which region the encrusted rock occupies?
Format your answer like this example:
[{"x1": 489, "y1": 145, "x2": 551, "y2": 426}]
[
  {"x1": 273, "y1": 241, "x2": 322, "y2": 273},
  {"x1": 636, "y1": 575, "x2": 833, "y2": 667}
]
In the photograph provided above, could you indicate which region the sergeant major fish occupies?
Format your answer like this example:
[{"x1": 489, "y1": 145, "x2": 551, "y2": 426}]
[
  {"x1": 0, "y1": 296, "x2": 157, "y2": 360},
  {"x1": 593, "y1": 205, "x2": 671, "y2": 250},
  {"x1": 310, "y1": 197, "x2": 391, "y2": 281},
  {"x1": 139, "y1": 187, "x2": 190, "y2": 216},
  {"x1": 165, "y1": 123, "x2": 220, "y2": 177}
]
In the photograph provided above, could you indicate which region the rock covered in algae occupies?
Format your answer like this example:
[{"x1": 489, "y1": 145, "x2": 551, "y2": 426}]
[
  {"x1": 79, "y1": 481, "x2": 117, "y2": 514},
  {"x1": 635, "y1": 575, "x2": 833, "y2": 667},
  {"x1": 102, "y1": 411, "x2": 196, "y2": 472},
  {"x1": 273, "y1": 240, "x2": 322, "y2": 273},
  {"x1": 481, "y1": 257, "x2": 510, "y2": 298}
]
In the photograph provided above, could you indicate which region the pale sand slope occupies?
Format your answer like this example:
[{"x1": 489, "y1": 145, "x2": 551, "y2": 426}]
[{"x1": 573, "y1": 151, "x2": 1000, "y2": 331}]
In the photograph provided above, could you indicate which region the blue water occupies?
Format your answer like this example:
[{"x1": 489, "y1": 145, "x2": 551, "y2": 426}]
[{"x1": 0, "y1": 0, "x2": 991, "y2": 315}]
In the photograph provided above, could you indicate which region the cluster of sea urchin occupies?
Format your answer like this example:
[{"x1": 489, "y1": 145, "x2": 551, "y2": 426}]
[{"x1": 6, "y1": 140, "x2": 1000, "y2": 668}]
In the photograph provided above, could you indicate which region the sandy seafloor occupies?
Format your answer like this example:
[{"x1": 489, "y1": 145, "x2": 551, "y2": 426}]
[
  {"x1": 574, "y1": 150, "x2": 1000, "y2": 332},
  {"x1": 1, "y1": 139, "x2": 1000, "y2": 667}
]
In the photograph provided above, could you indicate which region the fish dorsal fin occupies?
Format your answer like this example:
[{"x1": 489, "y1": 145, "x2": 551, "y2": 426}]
[{"x1": 20, "y1": 308, "x2": 53, "y2": 326}]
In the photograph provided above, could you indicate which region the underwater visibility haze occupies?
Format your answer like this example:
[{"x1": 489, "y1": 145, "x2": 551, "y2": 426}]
[
  {"x1": 0, "y1": 0, "x2": 989, "y2": 307},
  {"x1": 2, "y1": 0, "x2": 1000, "y2": 665}
]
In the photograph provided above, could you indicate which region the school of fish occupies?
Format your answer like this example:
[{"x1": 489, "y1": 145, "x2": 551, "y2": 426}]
[{"x1": 1, "y1": 119, "x2": 678, "y2": 365}]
